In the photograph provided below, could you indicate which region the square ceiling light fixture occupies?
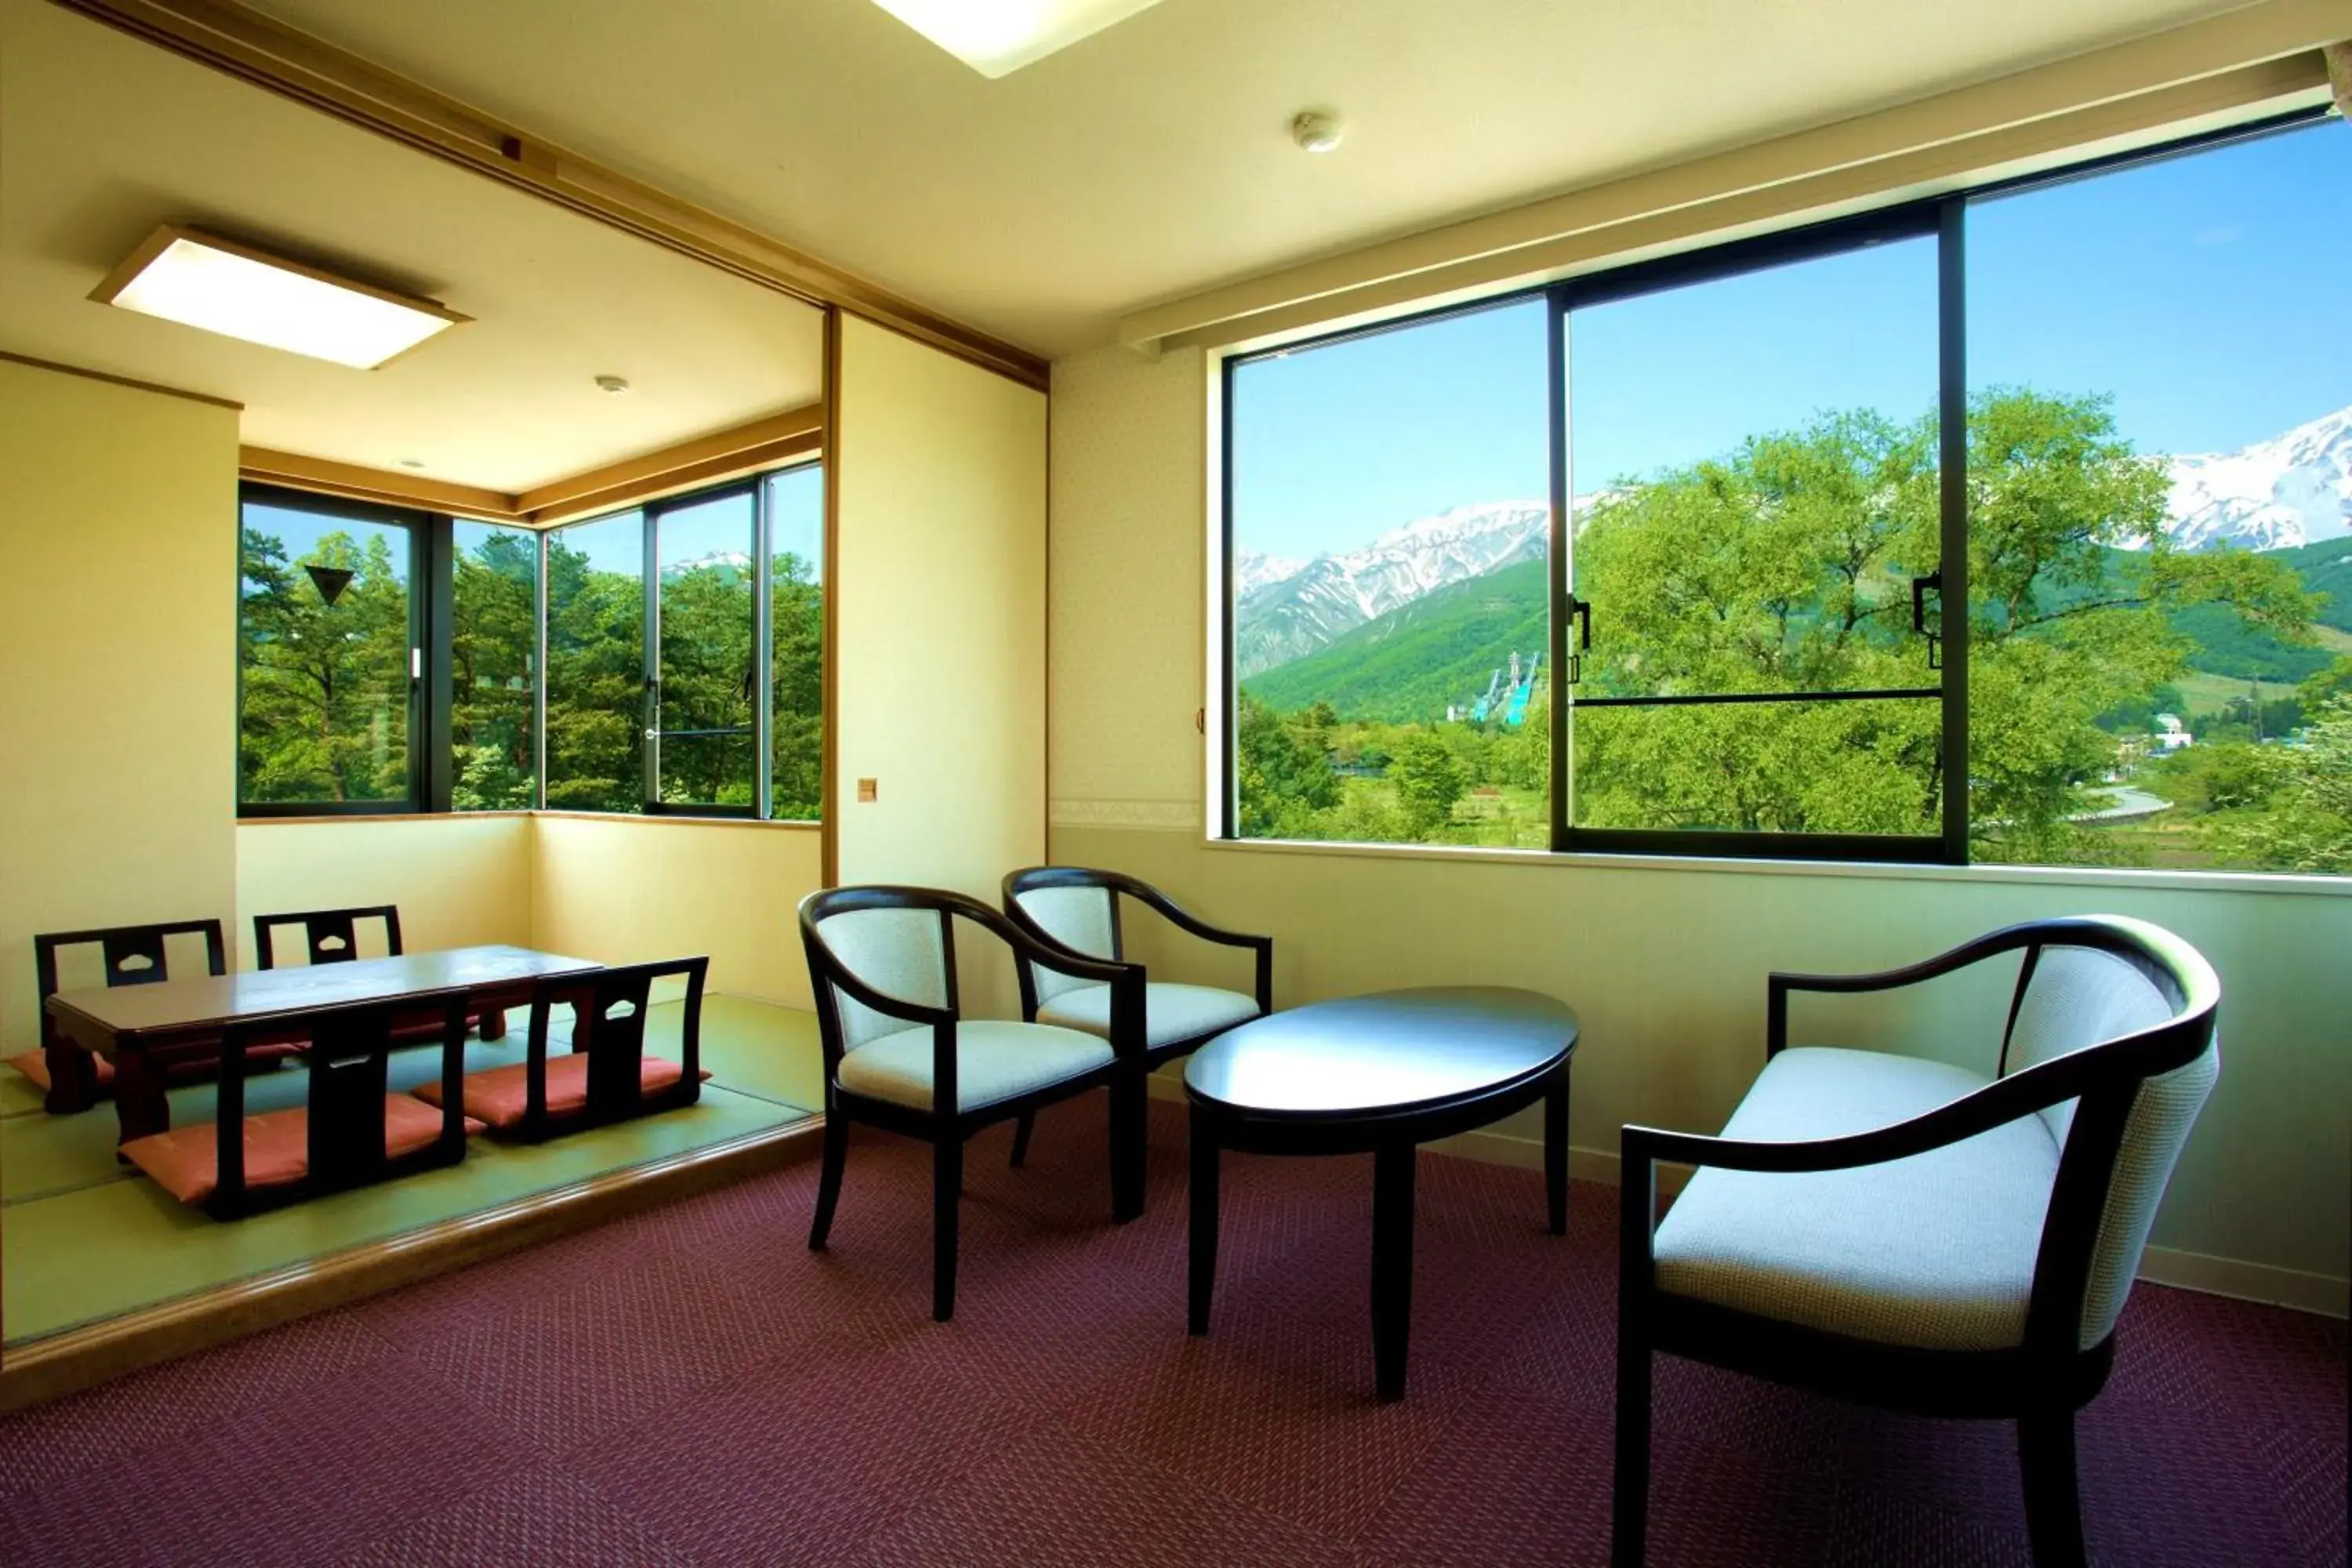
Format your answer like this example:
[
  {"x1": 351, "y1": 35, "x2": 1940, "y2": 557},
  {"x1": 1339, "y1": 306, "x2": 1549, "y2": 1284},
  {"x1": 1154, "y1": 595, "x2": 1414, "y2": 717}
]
[
  {"x1": 868, "y1": 0, "x2": 1168, "y2": 78},
  {"x1": 92, "y1": 225, "x2": 468, "y2": 369}
]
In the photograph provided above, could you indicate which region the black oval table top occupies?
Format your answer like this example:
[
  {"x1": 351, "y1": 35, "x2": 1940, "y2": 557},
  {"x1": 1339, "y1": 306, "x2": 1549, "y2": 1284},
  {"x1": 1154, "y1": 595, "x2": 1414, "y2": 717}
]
[{"x1": 1184, "y1": 986, "x2": 1579, "y2": 1122}]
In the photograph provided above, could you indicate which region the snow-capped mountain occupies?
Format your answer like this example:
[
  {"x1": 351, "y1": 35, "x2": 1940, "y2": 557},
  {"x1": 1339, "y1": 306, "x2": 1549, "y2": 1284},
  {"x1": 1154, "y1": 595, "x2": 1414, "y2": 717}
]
[
  {"x1": 1235, "y1": 502, "x2": 1548, "y2": 677},
  {"x1": 2160, "y1": 403, "x2": 2352, "y2": 553}
]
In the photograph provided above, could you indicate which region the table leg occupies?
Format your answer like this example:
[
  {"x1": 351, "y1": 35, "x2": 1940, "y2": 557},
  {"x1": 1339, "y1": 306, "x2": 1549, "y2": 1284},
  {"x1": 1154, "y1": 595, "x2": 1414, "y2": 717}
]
[
  {"x1": 1188, "y1": 1112, "x2": 1220, "y2": 1336},
  {"x1": 42, "y1": 1041, "x2": 99, "y2": 1115},
  {"x1": 1544, "y1": 1066, "x2": 1571, "y2": 1236},
  {"x1": 112, "y1": 1052, "x2": 171, "y2": 1149},
  {"x1": 1372, "y1": 1140, "x2": 1417, "y2": 1401}
]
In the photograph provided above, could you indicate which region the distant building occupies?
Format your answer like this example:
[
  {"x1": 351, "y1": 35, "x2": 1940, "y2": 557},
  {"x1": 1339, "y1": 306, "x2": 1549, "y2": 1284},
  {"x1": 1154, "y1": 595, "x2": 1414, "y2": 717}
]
[{"x1": 2152, "y1": 713, "x2": 2194, "y2": 751}]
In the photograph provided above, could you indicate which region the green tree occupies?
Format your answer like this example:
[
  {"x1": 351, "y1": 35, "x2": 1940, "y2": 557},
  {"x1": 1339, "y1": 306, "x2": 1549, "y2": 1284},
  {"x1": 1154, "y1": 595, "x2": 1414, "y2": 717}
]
[
  {"x1": 239, "y1": 526, "x2": 411, "y2": 803},
  {"x1": 1236, "y1": 693, "x2": 1340, "y2": 837},
  {"x1": 1391, "y1": 731, "x2": 1467, "y2": 835},
  {"x1": 2195, "y1": 697, "x2": 2352, "y2": 872}
]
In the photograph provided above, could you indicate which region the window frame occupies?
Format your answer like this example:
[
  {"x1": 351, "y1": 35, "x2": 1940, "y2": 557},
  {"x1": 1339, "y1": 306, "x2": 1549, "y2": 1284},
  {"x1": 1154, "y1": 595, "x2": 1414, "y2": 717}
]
[
  {"x1": 1216, "y1": 107, "x2": 2331, "y2": 870},
  {"x1": 236, "y1": 481, "x2": 436, "y2": 819},
  {"x1": 546, "y1": 460, "x2": 822, "y2": 822}
]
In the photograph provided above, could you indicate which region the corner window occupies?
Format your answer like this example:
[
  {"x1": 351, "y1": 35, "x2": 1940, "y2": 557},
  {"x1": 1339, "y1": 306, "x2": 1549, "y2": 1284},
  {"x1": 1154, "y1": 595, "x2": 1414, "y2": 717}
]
[{"x1": 1222, "y1": 114, "x2": 2349, "y2": 876}]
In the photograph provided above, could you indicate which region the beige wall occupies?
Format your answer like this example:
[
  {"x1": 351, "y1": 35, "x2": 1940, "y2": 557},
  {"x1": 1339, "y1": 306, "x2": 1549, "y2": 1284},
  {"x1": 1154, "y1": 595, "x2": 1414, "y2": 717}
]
[
  {"x1": 0, "y1": 359, "x2": 239, "y2": 1056},
  {"x1": 234, "y1": 815, "x2": 534, "y2": 967},
  {"x1": 1047, "y1": 343, "x2": 2352, "y2": 1313},
  {"x1": 531, "y1": 816, "x2": 822, "y2": 1007},
  {"x1": 832, "y1": 314, "x2": 1047, "y2": 902}
]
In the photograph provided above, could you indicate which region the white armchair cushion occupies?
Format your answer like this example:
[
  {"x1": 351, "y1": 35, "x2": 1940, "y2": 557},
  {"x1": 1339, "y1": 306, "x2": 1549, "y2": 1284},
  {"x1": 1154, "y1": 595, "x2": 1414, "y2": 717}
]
[
  {"x1": 1040, "y1": 982, "x2": 1259, "y2": 1050},
  {"x1": 837, "y1": 1021, "x2": 1113, "y2": 1112},
  {"x1": 1652, "y1": 1047, "x2": 2060, "y2": 1352}
]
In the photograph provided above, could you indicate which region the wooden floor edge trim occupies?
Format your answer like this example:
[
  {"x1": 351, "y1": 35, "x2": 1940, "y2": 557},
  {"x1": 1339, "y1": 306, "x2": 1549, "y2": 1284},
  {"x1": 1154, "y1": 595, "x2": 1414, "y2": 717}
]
[{"x1": 0, "y1": 1116, "x2": 822, "y2": 1413}]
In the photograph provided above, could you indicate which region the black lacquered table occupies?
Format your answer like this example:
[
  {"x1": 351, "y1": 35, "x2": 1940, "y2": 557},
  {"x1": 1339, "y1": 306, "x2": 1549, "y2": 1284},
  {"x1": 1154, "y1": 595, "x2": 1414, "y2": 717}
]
[{"x1": 1183, "y1": 986, "x2": 1579, "y2": 1400}]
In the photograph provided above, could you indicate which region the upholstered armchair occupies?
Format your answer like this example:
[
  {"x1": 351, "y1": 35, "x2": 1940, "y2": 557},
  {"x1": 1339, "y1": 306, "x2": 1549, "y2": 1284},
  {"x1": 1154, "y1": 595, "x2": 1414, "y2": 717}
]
[
  {"x1": 800, "y1": 885, "x2": 1149, "y2": 1322},
  {"x1": 1613, "y1": 915, "x2": 2221, "y2": 1568},
  {"x1": 1001, "y1": 866, "x2": 1272, "y2": 1168}
]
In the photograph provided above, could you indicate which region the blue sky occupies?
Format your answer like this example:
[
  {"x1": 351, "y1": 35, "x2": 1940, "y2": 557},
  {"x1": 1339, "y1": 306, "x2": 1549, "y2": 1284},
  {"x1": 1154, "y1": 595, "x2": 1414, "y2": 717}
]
[{"x1": 1232, "y1": 118, "x2": 2352, "y2": 562}]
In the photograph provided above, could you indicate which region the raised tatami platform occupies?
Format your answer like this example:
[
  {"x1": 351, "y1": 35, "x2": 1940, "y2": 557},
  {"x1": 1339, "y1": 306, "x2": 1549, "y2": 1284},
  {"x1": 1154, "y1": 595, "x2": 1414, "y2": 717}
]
[{"x1": 1, "y1": 995, "x2": 823, "y2": 1357}]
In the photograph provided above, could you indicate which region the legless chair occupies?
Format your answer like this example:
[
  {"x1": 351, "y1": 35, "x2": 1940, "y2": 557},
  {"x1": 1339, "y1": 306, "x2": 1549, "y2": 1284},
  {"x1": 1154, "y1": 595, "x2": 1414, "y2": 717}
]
[
  {"x1": 1000, "y1": 866, "x2": 1271, "y2": 1170},
  {"x1": 1613, "y1": 915, "x2": 2220, "y2": 1568},
  {"x1": 800, "y1": 886, "x2": 1146, "y2": 1322}
]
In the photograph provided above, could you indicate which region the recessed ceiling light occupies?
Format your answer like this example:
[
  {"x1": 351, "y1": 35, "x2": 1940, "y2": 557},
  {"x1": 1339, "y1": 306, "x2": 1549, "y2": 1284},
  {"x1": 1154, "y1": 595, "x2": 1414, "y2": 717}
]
[
  {"x1": 398, "y1": 459, "x2": 426, "y2": 470},
  {"x1": 1292, "y1": 111, "x2": 1344, "y2": 154},
  {"x1": 92, "y1": 225, "x2": 467, "y2": 370},
  {"x1": 595, "y1": 375, "x2": 631, "y2": 394},
  {"x1": 867, "y1": 0, "x2": 1167, "y2": 78}
]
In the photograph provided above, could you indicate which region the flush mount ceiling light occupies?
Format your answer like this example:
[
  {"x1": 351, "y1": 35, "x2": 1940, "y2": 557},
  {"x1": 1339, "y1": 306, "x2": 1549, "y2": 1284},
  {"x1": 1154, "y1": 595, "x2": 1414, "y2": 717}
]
[
  {"x1": 867, "y1": 0, "x2": 1167, "y2": 78},
  {"x1": 1292, "y1": 111, "x2": 1345, "y2": 153},
  {"x1": 91, "y1": 225, "x2": 469, "y2": 370}
]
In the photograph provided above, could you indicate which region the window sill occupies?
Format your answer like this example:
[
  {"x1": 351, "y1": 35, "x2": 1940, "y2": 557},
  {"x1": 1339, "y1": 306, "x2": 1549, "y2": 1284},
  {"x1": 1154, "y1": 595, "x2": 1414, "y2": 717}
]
[
  {"x1": 239, "y1": 810, "x2": 822, "y2": 830},
  {"x1": 1197, "y1": 831, "x2": 2352, "y2": 898}
]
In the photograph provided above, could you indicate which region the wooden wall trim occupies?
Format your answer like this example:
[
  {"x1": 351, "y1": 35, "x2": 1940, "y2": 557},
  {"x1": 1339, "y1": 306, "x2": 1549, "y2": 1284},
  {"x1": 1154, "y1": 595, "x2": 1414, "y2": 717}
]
[
  {"x1": 0, "y1": 348, "x2": 243, "y2": 410},
  {"x1": 518, "y1": 404, "x2": 825, "y2": 522},
  {"x1": 45, "y1": 0, "x2": 1049, "y2": 391},
  {"x1": 239, "y1": 445, "x2": 524, "y2": 518},
  {"x1": 238, "y1": 400, "x2": 827, "y2": 524}
]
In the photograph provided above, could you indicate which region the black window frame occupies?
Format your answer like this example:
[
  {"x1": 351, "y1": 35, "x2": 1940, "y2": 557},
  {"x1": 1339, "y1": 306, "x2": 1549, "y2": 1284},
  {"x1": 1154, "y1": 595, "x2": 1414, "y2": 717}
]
[
  {"x1": 1218, "y1": 107, "x2": 2329, "y2": 868},
  {"x1": 548, "y1": 460, "x2": 822, "y2": 822},
  {"x1": 236, "y1": 481, "x2": 445, "y2": 819}
]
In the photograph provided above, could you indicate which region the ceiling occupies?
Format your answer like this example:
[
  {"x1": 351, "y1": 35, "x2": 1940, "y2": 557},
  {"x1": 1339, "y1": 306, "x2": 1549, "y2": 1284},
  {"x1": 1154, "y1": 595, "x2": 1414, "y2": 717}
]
[
  {"x1": 232, "y1": 0, "x2": 2262, "y2": 358},
  {"x1": 0, "y1": 0, "x2": 822, "y2": 492}
]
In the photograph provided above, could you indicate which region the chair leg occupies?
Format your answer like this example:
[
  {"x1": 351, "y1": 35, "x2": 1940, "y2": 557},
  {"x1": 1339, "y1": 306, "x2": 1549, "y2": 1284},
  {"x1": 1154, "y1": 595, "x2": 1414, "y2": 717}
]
[
  {"x1": 1610, "y1": 1318, "x2": 1653, "y2": 1566},
  {"x1": 1009, "y1": 1110, "x2": 1035, "y2": 1169},
  {"x1": 2019, "y1": 1406, "x2": 2086, "y2": 1568},
  {"x1": 1108, "y1": 1069, "x2": 1146, "y2": 1223},
  {"x1": 808, "y1": 1114, "x2": 848, "y2": 1251},
  {"x1": 932, "y1": 1134, "x2": 963, "y2": 1323}
]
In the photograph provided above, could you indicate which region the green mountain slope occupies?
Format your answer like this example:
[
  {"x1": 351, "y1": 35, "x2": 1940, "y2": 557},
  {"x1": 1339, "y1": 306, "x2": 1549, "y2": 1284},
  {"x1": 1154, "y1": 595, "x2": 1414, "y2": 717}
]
[
  {"x1": 1243, "y1": 558, "x2": 1548, "y2": 722},
  {"x1": 1243, "y1": 541, "x2": 2348, "y2": 724}
]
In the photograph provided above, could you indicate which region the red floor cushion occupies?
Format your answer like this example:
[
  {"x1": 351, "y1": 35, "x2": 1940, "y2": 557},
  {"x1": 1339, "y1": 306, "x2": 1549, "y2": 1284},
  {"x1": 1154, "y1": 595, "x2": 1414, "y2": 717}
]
[
  {"x1": 414, "y1": 1054, "x2": 706, "y2": 1131},
  {"x1": 121, "y1": 1096, "x2": 484, "y2": 1205},
  {"x1": 8, "y1": 1040, "x2": 306, "y2": 1095},
  {"x1": 6, "y1": 1048, "x2": 114, "y2": 1091}
]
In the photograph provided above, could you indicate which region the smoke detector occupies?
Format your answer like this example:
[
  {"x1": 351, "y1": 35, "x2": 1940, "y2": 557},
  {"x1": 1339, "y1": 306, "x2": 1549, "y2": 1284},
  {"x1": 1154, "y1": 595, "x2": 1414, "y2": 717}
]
[
  {"x1": 594, "y1": 374, "x2": 631, "y2": 394},
  {"x1": 1291, "y1": 111, "x2": 1344, "y2": 154}
]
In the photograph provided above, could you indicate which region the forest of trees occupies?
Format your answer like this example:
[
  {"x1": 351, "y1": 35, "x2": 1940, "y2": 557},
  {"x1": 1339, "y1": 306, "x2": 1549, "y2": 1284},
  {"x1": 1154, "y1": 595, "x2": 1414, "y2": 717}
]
[
  {"x1": 240, "y1": 504, "x2": 823, "y2": 818},
  {"x1": 1238, "y1": 390, "x2": 2350, "y2": 873}
]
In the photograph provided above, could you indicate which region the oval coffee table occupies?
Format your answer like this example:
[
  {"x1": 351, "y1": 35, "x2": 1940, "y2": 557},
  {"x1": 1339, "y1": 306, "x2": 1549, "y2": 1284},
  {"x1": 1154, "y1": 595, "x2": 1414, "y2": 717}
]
[{"x1": 1184, "y1": 986, "x2": 1579, "y2": 1401}]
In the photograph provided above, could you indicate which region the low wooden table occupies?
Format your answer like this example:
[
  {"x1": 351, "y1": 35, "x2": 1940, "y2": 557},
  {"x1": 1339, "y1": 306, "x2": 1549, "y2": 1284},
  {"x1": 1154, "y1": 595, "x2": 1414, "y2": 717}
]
[
  {"x1": 43, "y1": 945, "x2": 601, "y2": 1145},
  {"x1": 1184, "y1": 986, "x2": 1579, "y2": 1401}
]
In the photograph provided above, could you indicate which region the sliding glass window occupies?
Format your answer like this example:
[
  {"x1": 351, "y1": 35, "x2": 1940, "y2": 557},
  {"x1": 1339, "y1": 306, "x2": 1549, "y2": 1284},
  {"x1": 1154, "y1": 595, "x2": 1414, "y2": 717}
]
[
  {"x1": 451, "y1": 521, "x2": 539, "y2": 810},
  {"x1": 543, "y1": 463, "x2": 825, "y2": 818},
  {"x1": 238, "y1": 487, "x2": 419, "y2": 812},
  {"x1": 1222, "y1": 113, "x2": 2347, "y2": 876}
]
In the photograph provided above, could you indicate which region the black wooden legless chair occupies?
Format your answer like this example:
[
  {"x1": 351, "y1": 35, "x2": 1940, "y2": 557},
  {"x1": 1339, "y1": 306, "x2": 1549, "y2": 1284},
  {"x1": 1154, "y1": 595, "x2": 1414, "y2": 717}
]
[
  {"x1": 253, "y1": 904, "x2": 506, "y2": 1041},
  {"x1": 1000, "y1": 866, "x2": 1272, "y2": 1169},
  {"x1": 416, "y1": 957, "x2": 708, "y2": 1142},
  {"x1": 118, "y1": 990, "x2": 476, "y2": 1220},
  {"x1": 800, "y1": 886, "x2": 1147, "y2": 1322},
  {"x1": 15, "y1": 918, "x2": 232, "y2": 1109},
  {"x1": 1612, "y1": 915, "x2": 2221, "y2": 1568}
]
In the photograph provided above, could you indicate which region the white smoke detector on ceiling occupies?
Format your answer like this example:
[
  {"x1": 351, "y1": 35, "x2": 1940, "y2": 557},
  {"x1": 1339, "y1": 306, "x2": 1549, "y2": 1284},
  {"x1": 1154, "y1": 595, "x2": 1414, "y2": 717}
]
[{"x1": 1292, "y1": 111, "x2": 1344, "y2": 154}]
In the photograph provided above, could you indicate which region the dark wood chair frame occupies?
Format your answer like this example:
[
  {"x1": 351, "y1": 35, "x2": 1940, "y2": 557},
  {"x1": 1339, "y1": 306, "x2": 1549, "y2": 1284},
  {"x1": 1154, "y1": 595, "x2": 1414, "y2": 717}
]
[
  {"x1": 253, "y1": 904, "x2": 506, "y2": 1041},
  {"x1": 1611, "y1": 916, "x2": 2221, "y2": 1568},
  {"x1": 1000, "y1": 866, "x2": 1272, "y2": 1169},
  {"x1": 34, "y1": 918, "x2": 228, "y2": 1114},
  {"x1": 503, "y1": 956, "x2": 709, "y2": 1142},
  {"x1": 800, "y1": 885, "x2": 1149, "y2": 1322},
  {"x1": 205, "y1": 989, "x2": 474, "y2": 1221}
]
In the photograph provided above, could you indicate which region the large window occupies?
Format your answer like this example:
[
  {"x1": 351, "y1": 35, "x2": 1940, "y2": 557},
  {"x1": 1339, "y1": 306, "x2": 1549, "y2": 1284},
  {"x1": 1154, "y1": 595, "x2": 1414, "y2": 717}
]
[
  {"x1": 1224, "y1": 114, "x2": 2350, "y2": 875},
  {"x1": 544, "y1": 463, "x2": 825, "y2": 818},
  {"x1": 240, "y1": 460, "x2": 823, "y2": 821}
]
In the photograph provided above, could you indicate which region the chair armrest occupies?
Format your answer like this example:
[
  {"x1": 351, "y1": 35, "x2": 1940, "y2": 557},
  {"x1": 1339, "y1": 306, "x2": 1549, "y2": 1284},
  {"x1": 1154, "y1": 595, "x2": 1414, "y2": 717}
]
[
  {"x1": 957, "y1": 903, "x2": 1150, "y2": 1060},
  {"x1": 1115, "y1": 882, "x2": 1276, "y2": 1014},
  {"x1": 1766, "y1": 922, "x2": 2053, "y2": 1057},
  {"x1": 812, "y1": 962, "x2": 958, "y2": 1032}
]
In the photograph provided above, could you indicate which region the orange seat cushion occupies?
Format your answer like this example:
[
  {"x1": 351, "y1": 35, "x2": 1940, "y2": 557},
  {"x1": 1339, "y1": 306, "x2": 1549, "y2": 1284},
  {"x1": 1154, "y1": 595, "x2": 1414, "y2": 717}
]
[
  {"x1": 414, "y1": 1054, "x2": 705, "y2": 1131},
  {"x1": 120, "y1": 1096, "x2": 484, "y2": 1206},
  {"x1": 9, "y1": 1041, "x2": 306, "y2": 1096},
  {"x1": 7, "y1": 1049, "x2": 114, "y2": 1091}
]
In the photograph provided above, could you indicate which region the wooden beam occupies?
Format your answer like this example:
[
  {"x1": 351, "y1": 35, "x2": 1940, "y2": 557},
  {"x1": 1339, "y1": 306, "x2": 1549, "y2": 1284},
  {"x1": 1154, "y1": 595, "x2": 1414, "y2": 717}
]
[
  {"x1": 45, "y1": 0, "x2": 1050, "y2": 391},
  {"x1": 0, "y1": 1117, "x2": 819, "y2": 1413},
  {"x1": 239, "y1": 445, "x2": 524, "y2": 519},
  {"x1": 0, "y1": 348, "x2": 242, "y2": 410},
  {"x1": 518, "y1": 402, "x2": 826, "y2": 523}
]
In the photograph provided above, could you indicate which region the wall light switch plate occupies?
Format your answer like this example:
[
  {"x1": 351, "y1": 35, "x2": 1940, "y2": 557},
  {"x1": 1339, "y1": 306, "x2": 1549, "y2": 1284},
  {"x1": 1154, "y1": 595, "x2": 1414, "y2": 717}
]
[{"x1": 857, "y1": 778, "x2": 879, "y2": 802}]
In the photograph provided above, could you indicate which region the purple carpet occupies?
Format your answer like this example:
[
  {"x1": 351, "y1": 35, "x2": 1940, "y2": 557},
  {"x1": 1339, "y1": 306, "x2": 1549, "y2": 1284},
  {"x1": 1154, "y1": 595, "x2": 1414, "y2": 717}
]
[{"x1": 0, "y1": 1097, "x2": 2341, "y2": 1566}]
